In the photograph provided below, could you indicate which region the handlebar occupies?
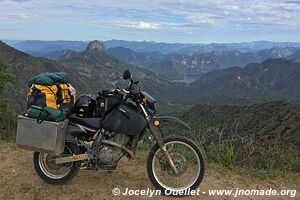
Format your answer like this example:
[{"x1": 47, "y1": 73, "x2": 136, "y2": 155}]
[{"x1": 124, "y1": 79, "x2": 140, "y2": 96}]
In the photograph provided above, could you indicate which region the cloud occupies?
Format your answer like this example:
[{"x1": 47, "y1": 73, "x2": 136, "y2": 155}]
[
  {"x1": 0, "y1": 0, "x2": 300, "y2": 42},
  {"x1": 1, "y1": 0, "x2": 300, "y2": 29},
  {"x1": 123, "y1": 21, "x2": 160, "y2": 29}
]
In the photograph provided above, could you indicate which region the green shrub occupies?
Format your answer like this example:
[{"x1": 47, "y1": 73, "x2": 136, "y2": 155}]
[
  {"x1": 0, "y1": 60, "x2": 16, "y2": 141},
  {"x1": 252, "y1": 148, "x2": 299, "y2": 174},
  {"x1": 206, "y1": 141, "x2": 235, "y2": 167}
]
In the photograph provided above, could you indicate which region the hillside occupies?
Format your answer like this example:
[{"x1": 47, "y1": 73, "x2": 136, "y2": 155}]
[
  {"x1": 183, "y1": 101, "x2": 300, "y2": 133},
  {"x1": 7, "y1": 40, "x2": 300, "y2": 55},
  {"x1": 57, "y1": 41, "x2": 187, "y2": 112},
  {"x1": 0, "y1": 41, "x2": 187, "y2": 113},
  {"x1": 6, "y1": 40, "x2": 300, "y2": 83},
  {"x1": 179, "y1": 100, "x2": 300, "y2": 174},
  {"x1": 7, "y1": 40, "x2": 88, "y2": 59},
  {"x1": 188, "y1": 58, "x2": 300, "y2": 100},
  {"x1": 182, "y1": 101, "x2": 300, "y2": 154},
  {"x1": 108, "y1": 47, "x2": 299, "y2": 82},
  {"x1": 107, "y1": 47, "x2": 169, "y2": 68},
  {"x1": 0, "y1": 41, "x2": 90, "y2": 111},
  {"x1": 1, "y1": 41, "x2": 300, "y2": 113}
]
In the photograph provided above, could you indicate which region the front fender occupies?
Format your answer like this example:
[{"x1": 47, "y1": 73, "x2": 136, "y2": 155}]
[{"x1": 153, "y1": 116, "x2": 191, "y2": 130}]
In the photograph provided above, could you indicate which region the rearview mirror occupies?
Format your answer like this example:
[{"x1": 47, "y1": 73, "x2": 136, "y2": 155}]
[{"x1": 123, "y1": 70, "x2": 131, "y2": 80}]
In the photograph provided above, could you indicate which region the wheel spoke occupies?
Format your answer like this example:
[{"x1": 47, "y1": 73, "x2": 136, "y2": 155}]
[
  {"x1": 38, "y1": 145, "x2": 74, "y2": 179},
  {"x1": 150, "y1": 139, "x2": 203, "y2": 191}
]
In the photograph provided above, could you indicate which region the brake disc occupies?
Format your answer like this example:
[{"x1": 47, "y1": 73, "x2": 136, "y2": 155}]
[{"x1": 159, "y1": 153, "x2": 188, "y2": 177}]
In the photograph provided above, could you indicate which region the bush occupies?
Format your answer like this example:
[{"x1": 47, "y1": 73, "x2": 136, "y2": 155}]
[
  {"x1": 185, "y1": 124, "x2": 299, "y2": 177},
  {"x1": 0, "y1": 101, "x2": 17, "y2": 141},
  {"x1": 252, "y1": 148, "x2": 299, "y2": 173},
  {"x1": 0, "y1": 60, "x2": 16, "y2": 141},
  {"x1": 207, "y1": 140, "x2": 235, "y2": 167}
]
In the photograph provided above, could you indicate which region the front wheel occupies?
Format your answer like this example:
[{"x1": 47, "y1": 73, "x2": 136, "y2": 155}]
[
  {"x1": 33, "y1": 142, "x2": 80, "y2": 184},
  {"x1": 147, "y1": 135, "x2": 205, "y2": 195}
]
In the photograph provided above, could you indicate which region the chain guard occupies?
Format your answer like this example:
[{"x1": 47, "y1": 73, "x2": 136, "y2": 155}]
[{"x1": 45, "y1": 154, "x2": 72, "y2": 170}]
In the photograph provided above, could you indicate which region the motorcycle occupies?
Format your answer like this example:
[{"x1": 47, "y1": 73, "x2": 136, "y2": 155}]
[{"x1": 33, "y1": 70, "x2": 205, "y2": 194}]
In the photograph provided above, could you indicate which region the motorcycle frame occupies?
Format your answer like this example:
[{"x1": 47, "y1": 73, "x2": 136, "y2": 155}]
[{"x1": 55, "y1": 103, "x2": 191, "y2": 175}]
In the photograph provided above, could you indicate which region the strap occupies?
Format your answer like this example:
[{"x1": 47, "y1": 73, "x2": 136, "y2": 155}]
[
  {"x1": 44, "y1": 77, "x2": 64, "y2": 107},
  {"x1": 36, "y1": 107, "x2": 50, "y2": 124},
  {"x1": 67, "y1": 86, "x2": 74, "y2": 104},
  {"x1": 56, "y1": 84, "x2": 63, "y2": 105}
]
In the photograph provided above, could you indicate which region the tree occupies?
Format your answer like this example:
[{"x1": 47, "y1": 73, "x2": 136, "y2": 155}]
[
  {"x1": 0, "y1": 60, "x2": 15, "y2": 140},
  {"x1": 0, "y1": 60, "x2": 14, "y2": 96}
]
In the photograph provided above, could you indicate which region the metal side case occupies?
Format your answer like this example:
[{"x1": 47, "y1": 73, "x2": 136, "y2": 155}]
[{"x1": 16, "y1": 115, "x2": 68, "y2": 155}]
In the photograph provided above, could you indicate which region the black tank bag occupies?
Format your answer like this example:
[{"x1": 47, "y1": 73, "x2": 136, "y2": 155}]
[
  {"x1": 102, "y1": 104, "x2": 147, "y2": 136},
  {"x1": 96, "y1": 90, "x2": 123, "y2": 116}
]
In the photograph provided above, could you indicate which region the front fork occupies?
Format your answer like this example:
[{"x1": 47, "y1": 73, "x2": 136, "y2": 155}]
[
  {"x1": 139, "y1": 103, "x2": 179, "y2": 175},
  {"x1": 142, "y1": 103, "x2": 178, "y2": 175}
]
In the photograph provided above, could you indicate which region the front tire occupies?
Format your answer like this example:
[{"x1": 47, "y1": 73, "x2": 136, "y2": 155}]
[
  {"x1": 147, "y1": 135, "x2": 205, "y2": 195},
  {"x1": 33, "y1": 142, "x2": 80, "y2": 184}
]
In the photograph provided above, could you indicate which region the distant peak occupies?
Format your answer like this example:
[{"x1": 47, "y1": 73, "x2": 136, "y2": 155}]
[
  {"x1": 58, "y1": 49, "x2": 77, "y2": 61},
  {"x1": 85, "y1": 40, "x2": 106, "y2": 52}
]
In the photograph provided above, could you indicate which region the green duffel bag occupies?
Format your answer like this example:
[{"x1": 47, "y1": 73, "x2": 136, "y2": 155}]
[
  {"x1": 27, "y1": 72, "x2": 69, "y2": 86},
  {"x1": 25, "y1": 105, "x2": 66, "y2": 123}
]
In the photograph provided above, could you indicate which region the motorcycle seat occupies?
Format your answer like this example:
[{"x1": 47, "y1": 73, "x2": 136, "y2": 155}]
[{"x1": 68, "y1": 114, "x2": 101, "y2": 129}]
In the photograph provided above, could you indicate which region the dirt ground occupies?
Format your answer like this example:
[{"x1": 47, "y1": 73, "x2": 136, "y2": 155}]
[{"x1": 0, "y1": 143, "x2": 299, "y2": 200}]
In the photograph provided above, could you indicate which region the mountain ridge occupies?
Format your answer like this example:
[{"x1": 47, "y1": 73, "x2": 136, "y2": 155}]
[
  {"x1": 1, "y1": 40, "x2": 300, "y2": 113},
  {"x1": 188, "y1": 58, "x2": 300, "y2": 100}
]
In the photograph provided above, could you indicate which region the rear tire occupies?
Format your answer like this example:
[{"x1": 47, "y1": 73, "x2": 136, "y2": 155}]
[
  {"x1": 147, "y1": 135, "x2": 205, "y2": 195},
  {"x1": 33, "y1": 142, "x2": 80, "y2": 184}
]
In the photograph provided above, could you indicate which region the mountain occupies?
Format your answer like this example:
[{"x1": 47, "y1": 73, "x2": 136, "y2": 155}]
[
  {"x1": 0, "y1": 41, "x2": 89, "y2": 111},
  {"x1": 109, "y1": 46, "x2": 299, "y2": 82},
  {"x1": 6, "y1": 40, "x2": 300, "y2": 59},
  {"x1": 29, "y1": 50, "x2": 63, "y2": 60},
  {"x1": 188, "y1": 58, "x2": 300, "y2": 101},
  {"x1": 104, "y1": 40, "x2": 190, "y2": 54},
  {"x1": 107, "y1": 47, "x2": 169, "y2": 68},
  {"x1": 58, "y1": 40, "x2": 187, "y2": 113},
  {"x1": 2, "y1": 40, "x2": 300, "y2": 114},
  {"x1": 104, "y1": 40, "x2": 300, "y2": 54},
  {"x1": 289, "y1": 49, "x2": 300, "y2": 60},
  {"x1": 0, "y1": 40, "x2": 187, "y2": 113},
  {"x1": 147, "y1": 50, "x2": 264, "y2": 82},
  {"x1": 86, "y1": 40, "x2": 106, "y2": 52},
  {"x1": 4, "y1": 40, "x2": 89, "y2": 60},
  {"x1": 58, "y1": 49, "x2": 78, "y2": 61},
  {"x1": 5, "y1": 40, "x2": 300, "y2": 84},
  {"x1": 5, "y1": 40, "x2": 88, "y2": 56}
]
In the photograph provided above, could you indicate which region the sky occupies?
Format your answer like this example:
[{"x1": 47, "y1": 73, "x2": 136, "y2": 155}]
[{"x1": 0, "y1": 0, "x2": 300, "y2": 43}]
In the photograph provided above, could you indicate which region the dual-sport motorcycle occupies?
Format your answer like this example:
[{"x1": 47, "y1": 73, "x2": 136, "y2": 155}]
[{"x1": 33, "y1": 70, "x2": 205, "y2": 193}]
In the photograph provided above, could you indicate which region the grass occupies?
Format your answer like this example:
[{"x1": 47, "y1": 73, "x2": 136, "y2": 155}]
[
  {"x1": 136, "y1": 142, "x2": 152, "y2": 158},
  {"x1": 0, "y1": 140, "x2": 18, "y2": 150},
  {"x1": 137, "y1": 140, "x2": 300, "y2": 180},
  {"x1": 234, "y1": 165, "x2": 300, "y2": 181},
  {"x1": 1, "y1": 139, "x2": 299, "y2": 182},
  {"x1": 3, "y1": 133, "x2": 298, "y2": 180}
]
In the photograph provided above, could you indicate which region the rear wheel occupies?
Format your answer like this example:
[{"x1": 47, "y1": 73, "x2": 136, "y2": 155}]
[
  {"x1": 147, "y1": 135, "x2": 205, "y2": 195},
  {"x1": 33, "y1": 143, "x2": 80, "y2": 184}
]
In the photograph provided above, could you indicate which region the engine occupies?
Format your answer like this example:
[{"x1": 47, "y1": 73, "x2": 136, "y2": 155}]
[{"x1": 98, "y1": 131, "x2": 130, "y2": 169}]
